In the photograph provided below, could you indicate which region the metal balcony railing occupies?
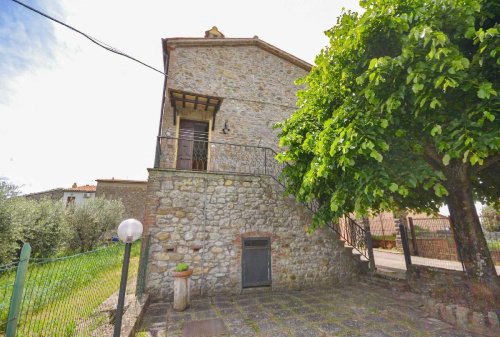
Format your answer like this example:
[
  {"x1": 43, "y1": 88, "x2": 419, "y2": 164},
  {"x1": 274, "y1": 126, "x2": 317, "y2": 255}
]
[
  {"x1": 155, "y1": 136, "x2": 285, "y2": 177},
  {"x1": 153, "y1": 136, "x2": 374, "y2": 268}
]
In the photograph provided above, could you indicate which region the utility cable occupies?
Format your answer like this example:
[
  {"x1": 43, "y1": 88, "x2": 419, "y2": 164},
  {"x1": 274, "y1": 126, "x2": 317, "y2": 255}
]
[
  {"x1": 10, "y1": 0, "x2": 298, "y2": 110},
  {"x1": 11, "y1": 0, "x2": 165, "y2": 76}
]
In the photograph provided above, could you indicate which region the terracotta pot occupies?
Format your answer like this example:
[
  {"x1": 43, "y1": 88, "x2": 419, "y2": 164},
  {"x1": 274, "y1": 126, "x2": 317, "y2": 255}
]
[
  {"x1": 172, "y1": 269, "x2": 193, "y2": 278},
  {"x1": 173, "y1": 269, "x2": 192, "y2": 311}
]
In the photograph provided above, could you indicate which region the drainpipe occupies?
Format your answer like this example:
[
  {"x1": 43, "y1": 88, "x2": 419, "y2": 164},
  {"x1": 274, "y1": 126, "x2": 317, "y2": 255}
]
[
  {"x1": 154, "y1": 45, "x2": 170, "y2": 168},
  {"x1": 199, "y1": 178, "x2": 208, "y2": 296}
]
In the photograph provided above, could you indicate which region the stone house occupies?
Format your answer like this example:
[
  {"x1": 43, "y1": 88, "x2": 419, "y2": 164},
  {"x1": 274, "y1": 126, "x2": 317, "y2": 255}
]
[
  {"x1": 24, "y1": 183, "x2": 96, "y2": 206},
  {"x1": 95, "y1": 178, "x2": 147, "y2": 222},
  {"x1": 141, "y1": 27, "x2": 367, "y2": 301}
]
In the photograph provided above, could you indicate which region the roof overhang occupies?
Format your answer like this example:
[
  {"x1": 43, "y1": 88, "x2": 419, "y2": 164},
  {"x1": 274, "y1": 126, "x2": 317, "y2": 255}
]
[
  {"x1": 169, "y1": 89, "x2": 223, "y2": 130},
  {"x1": 162, "y1": 37, "x2": 312, "y2": 71}
]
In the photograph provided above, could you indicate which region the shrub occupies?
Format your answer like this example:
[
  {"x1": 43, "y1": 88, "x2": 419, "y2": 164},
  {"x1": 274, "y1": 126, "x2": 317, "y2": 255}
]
[
  {"x1": 66, "y1": 197, "x2": 124, "y2": 252},
  {"x1": 371, "y1": 234, "x2": 396, "y2": 241},
  {"x1": 175, "y1": 263, "x2": 189, "y2": 272},
  {"x1": 481, "y1": 204, "x2": 500, "y2": 232},
  {"x1": 0, "y1": 178, "x2": 20, "y2": 264},
  {"x1": 11, "y1": 197, "x2": 68, "y2": 258}
]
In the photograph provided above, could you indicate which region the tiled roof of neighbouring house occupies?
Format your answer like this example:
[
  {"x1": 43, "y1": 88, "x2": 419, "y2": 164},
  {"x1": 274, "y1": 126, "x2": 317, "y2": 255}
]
[{"x1": 65, "y1": 185, "x2": 96, "y2": 192}]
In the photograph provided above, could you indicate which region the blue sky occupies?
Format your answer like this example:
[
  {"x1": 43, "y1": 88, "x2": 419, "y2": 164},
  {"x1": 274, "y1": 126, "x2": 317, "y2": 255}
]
[{"x1": 0, "y1": 0, "x2": 63, "y2": 103}]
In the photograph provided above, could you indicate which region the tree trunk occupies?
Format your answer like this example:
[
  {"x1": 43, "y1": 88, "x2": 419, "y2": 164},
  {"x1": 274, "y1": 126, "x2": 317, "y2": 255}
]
[{"x1": 444, "y1": 163, "x2": 499, "y2": 294}]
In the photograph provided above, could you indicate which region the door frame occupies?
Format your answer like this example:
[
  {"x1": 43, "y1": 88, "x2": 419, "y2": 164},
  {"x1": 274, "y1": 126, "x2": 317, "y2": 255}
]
[
  {"x1": 241, "y1": 237, "x2": 272, "y2": 288},
  {"x1": 174, "y1": 117, "x2": 211, "y2": 170}
]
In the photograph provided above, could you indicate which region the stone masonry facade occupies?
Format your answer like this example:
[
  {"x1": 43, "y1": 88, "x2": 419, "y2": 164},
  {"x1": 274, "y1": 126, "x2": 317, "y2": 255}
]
[
  {"x1": 95, "y1": 179, "x2": 147, "y2": 222},
  {"x1": 158, "y1": 39, "x2": 310, "y2": 170},
  {"x1": 143, "y1": 32, "x2": 365, "y2": 302},
  {"x1": 144, "y1": 170, "x2": 363, "y2": 301}
]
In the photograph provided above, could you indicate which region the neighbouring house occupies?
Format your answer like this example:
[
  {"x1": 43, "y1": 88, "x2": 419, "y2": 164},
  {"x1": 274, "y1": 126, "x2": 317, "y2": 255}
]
[
  {"x1": 24, "y1": 183, "x2": 96, "y2": 206},
  {"x1": 141, "y1": 27, "x2": 367, "y2": 301},
  {"x1": 95, "y1": 178, "x2": 148, "y2": 222}
]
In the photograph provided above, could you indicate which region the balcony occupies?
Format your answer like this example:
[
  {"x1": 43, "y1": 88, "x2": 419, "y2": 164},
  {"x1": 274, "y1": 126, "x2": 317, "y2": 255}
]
[{"x1": 154, "y1": 136, "x2": 284, "y2": 179}]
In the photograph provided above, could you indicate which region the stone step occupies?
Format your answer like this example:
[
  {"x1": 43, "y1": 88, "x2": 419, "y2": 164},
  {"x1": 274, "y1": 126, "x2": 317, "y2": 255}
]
[
  {"x1": 362, "y1": 268, "x2": 409, "y2": 291},
  {"x1": 240, "y1": 286, "x2": 272, "y2": 295}
]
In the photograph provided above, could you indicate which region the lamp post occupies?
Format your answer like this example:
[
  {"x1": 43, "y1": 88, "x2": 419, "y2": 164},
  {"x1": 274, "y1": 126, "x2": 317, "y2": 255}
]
[{"x1": 113, "y1": 219, "x2": 143, "y2": 337}]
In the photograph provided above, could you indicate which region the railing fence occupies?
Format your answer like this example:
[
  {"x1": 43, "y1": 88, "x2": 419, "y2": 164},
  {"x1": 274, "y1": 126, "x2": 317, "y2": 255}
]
[
  {"x1": 396, "y1": 216, "x2": 499, "y2": 273},
  {"x1": 155, "y1": 136, "x2": 374, "y2": 270},
  {"x1": 0, "y1": 240, "x2": 145, "y2": 337}
]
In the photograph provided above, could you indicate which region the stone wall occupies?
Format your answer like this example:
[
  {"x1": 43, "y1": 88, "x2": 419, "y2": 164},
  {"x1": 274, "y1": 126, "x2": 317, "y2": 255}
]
[
  {"x1": 159, "y1": 43, "x2": 309, "y2": 169},
  {"x1": 24, "y1": 189, "x2": 64, "y2": 201},
  {"x1": 143, "y1": 169, "x2": 363, "y2": 301},
  {"x1": 95, "y1": 179, "x2": 147, "y2": 222},
  {"x1": 409, "y1": 265, "x2": 500, "y2": 333}
]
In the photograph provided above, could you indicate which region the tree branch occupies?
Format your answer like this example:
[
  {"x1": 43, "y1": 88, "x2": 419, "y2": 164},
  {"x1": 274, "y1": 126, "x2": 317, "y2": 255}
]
[
  {"x1": 423, "y1": 144, "x2": 443, "y2": 171},
  {"x1": 478, "y1": 153, "x2": 500, "y2": 172}
]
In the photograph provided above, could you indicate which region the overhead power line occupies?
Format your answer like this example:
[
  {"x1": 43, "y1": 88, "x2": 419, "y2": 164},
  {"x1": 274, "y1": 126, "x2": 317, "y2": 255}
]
[
  {"x1": 10, "y1": 0, "x2": 298, "y2": 110},
  {"x1": 11, "y1": 0, "x2": 165, "y2": 76}
]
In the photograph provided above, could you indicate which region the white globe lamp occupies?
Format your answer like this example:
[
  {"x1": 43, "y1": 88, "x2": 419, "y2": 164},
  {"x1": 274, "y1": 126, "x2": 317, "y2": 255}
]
[
  {"x1": 117, "y1": 218, "x2": 143, "y2": 243},
  {"x1": 114, "y1": 218, "x2": 143, "y2": 337}
]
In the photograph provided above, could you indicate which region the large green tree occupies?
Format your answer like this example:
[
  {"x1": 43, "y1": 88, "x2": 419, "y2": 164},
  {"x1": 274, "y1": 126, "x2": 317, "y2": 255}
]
[{"x1": 278, "y1": 0, "x2": 499, "y2": 289}]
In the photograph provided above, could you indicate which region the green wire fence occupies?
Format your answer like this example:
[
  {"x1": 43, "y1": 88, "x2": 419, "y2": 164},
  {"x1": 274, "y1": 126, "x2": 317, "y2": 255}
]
[
  {"x1": 0, "y1": 261, "x2": 19, "y2": 334},
  {"x1": 0, "y1": 237, "x2": 149, "y2": 337}
]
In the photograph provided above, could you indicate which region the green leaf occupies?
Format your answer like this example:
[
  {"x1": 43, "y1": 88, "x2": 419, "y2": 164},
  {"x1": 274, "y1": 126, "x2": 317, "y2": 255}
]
[
  {"x1": 430, "y1": 98, "x2": 441, "y2": 109},
  {"x1": 442, "y1": 154, "x2": 450, "y2": 166},
  {"x1": 483, "y1": 111, "x2": 495, "y2": 122},
  {"x1": 431, "y1": 125, "x2": 442, "y2": 136},
  {"x1": 380, "y1": 119, "x2": 389, "y2": 128},
  {"x1": 477, "y1": 82, "x2": 497, "y2": 99},
  {"x1": 462, "y1": 150, "x2": 470, "y2": 163},
  {"x1": 412, "y1": 83, "x2": 424, "y2": 93},
  {"x1": 370, "y1": 150, "x2": 383, "y2": 162},
  {"x1": 434, "y1": 183, "x2": 449, "y2": 197},
  {"x1": 395, "y1": 129, "x2": 405, "y2": 137},
  {"x1": 470, "y1": 153, "x2": 483, "y2": 165},
  {"x1": 389, "y1": 183, "x2": 399, "y2": 192},
  {"x1": 464, "y1": 26, "x2": 476, "y2": 39}
]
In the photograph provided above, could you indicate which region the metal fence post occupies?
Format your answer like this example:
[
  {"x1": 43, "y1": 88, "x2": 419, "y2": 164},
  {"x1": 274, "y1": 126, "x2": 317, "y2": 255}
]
[
  {"x1": 408, "y1": 217, "x2": 419, "y2": 256},
  {"x1": 397, "y1": 220, "x2": 412, "y2": 272},
  {"x1": 363, "y1": 219, "x2": 376, "y2": 272},
  {"x1": 6, "y1": 243, "x2": 31, "y2": 337},
  {"x1": 136, "y1": 235, "x2": 151, "y2": 298}
]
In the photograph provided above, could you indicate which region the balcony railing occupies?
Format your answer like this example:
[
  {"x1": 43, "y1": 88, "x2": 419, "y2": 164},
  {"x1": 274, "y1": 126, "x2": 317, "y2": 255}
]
[
  {"x1": 155, "y1": 136, "x2": 285, "y2": 178},
  {"x1": 153, "y1": 136, "x2": 374, "y2": 268}
]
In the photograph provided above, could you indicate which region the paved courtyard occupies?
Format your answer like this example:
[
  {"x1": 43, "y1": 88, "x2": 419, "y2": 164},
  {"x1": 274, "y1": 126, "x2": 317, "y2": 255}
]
[{"x1": 138, "y1": 282, "x2": 483, "y2": 337}]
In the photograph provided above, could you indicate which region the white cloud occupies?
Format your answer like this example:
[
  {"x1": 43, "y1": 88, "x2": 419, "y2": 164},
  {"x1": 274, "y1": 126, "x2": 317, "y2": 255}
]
[{"x1": 0, "y1": 0, "x2": 361, "y2": 193}]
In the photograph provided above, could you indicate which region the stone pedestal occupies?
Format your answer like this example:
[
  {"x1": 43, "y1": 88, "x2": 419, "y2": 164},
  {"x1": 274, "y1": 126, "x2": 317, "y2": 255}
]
[{"x1": 173, "y1": 270, "x2": 192, "y2": 311}]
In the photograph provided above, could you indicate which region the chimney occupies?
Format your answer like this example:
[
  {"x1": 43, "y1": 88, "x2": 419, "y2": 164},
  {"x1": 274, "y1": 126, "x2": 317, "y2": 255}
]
[
  {"x1": 205, "y1": 26, "x2": 225, "y2": 39},
  {"x1": 72, "y1": 182, "x2": 77, "y2": 188}
]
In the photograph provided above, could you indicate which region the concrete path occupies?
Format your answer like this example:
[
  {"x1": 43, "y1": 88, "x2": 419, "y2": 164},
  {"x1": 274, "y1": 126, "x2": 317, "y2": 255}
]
[
  {"x1": 373, "y1": 250, "x2": 500, "y2": 274},
  {"x1": 137, "y1": 282, "x2": 483, "y2": 337}
]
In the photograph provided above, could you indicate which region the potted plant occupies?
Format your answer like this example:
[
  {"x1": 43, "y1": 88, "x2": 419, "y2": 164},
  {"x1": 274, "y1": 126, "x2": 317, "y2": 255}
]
[{"x1": 172, "y1": 263, "x2": 192, "y2": 311}]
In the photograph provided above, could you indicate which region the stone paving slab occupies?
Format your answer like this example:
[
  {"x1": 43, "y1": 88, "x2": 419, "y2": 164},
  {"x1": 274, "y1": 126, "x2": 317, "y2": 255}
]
[{"x1": 137, "y1": 283, "x2": 486, "y2": 337}]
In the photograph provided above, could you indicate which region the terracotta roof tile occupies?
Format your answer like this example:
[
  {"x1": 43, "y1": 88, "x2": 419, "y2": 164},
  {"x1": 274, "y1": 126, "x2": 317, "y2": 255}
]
[{"x1": 66, "y1": 185, "x2": 96, "y2": 192}]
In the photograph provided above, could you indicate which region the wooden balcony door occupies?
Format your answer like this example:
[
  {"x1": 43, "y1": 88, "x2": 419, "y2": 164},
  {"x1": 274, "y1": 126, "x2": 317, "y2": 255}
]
[{"x1": 176, "y1": 119, "x2": 209, "y2": 170}]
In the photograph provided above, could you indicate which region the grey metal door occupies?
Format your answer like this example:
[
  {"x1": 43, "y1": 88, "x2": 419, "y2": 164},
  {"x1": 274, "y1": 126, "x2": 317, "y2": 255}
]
[{"x1": 242, "y1": 238, "x2": 271, "y2": 288}]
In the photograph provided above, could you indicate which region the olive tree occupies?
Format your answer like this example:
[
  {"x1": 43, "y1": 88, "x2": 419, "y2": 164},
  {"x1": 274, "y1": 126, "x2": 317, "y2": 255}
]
[
  {"x1": 66, "y1": 197, "x2": 124, "y2": 252},
  {"x1": 0, "y1": 178, "x2": 20, "y2": 263}
]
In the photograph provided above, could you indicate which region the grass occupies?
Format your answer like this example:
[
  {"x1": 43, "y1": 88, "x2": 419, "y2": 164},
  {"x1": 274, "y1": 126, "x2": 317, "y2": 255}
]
[
  {"x1": 487, "y1": 240, "x2": 500, "y2": 251},
  {"x1": 371, "y1": 234, "x2": 396, "y2": 241},
  {"x1": 0, "y1": 242, "x2": 141, "y2": 337}
]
